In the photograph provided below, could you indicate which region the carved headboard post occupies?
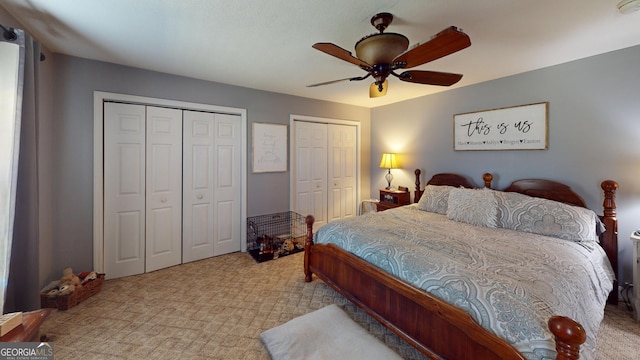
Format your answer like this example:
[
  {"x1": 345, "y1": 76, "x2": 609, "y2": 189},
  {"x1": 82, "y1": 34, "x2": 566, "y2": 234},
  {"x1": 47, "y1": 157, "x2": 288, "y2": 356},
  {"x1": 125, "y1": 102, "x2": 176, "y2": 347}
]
[
  {"x1": 482, "y1": 173, "x2": 493, "y2": 189},
  {"x1": 600, "y1": 180, "x2": 619, "y2": 305},
  {"x1": 414, "y1": 169, "x2": 423, "y2": 203}
]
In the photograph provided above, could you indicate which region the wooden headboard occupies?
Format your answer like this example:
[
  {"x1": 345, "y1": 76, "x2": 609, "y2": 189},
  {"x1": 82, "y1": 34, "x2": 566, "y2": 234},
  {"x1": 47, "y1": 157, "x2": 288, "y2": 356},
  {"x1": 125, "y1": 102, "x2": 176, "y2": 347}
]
[
  {"x1": 414, "y1": 169, "x2": 491, "y2": 202},
  {"x1": 503, "y1": 179, "x2": 587, "y2": 207},
  {"x1": 413, "y1": 169, "x2": 619, "y2": 304}
]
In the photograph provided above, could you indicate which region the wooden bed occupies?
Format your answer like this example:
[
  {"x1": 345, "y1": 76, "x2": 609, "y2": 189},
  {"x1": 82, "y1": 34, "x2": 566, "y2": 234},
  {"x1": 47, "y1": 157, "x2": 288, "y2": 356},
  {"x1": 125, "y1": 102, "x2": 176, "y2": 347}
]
[{"x1": 303, "y1": 170, "x2": 618, "y2": 360}]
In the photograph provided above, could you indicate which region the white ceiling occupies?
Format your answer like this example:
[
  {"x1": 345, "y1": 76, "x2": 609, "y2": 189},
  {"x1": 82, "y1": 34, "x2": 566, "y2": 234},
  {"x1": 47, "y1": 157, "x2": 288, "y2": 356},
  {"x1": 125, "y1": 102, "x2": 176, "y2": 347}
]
[{"x1": 2, "y1": 0, "x2": 640, "y2": 108}]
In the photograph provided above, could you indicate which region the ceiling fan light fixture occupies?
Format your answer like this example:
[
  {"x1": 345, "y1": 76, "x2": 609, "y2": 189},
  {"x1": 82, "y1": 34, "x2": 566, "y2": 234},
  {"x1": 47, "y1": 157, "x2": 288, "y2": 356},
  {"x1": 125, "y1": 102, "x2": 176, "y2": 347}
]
[
  {"x1": 369, "y1": 80, "x2": 388, "y2": 98},
  {"x1": 356, "y1": 33, "x2": 409, "y2": 65},
  {"x1": 618, "y1": 0, "x2": 640, "y2": 14}
]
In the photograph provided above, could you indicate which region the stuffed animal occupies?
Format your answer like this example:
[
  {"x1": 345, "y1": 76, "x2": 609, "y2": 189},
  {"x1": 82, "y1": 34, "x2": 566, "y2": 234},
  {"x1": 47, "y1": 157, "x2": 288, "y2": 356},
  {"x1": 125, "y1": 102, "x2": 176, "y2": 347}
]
[
  {"x1": 81, "y1": 271, "x2": 97, "y2": 285},
  {"x1": 281, "y1": 239, "x2": 295, "y2": 253},
  {"x1": 40, "y1": 280, "x2": 60, "y2": 298},
  {"x1": 57, "y1": 284, "x2": 75, "y2": 296},
  {"x1": 59, "y1": 267, "x2": 81, "y2": 288},
  {"x1": 45, "y1": 288, "x2": 59, "y2": 298}
]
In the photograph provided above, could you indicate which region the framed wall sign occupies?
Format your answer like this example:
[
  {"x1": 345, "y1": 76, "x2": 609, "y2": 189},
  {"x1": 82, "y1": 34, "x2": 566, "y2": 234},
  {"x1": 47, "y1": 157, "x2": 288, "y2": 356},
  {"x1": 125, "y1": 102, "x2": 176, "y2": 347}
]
[
  {"x1": 453, "y1": 102, "x2": 548, "y2": 151},
  {"x1": 252, "y1": 122, "x2": 287, "y2": 172}
]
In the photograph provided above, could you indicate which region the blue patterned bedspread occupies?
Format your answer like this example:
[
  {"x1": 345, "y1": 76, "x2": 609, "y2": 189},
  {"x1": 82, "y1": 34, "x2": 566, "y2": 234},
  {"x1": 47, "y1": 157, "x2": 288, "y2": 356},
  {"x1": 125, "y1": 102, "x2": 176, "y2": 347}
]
[{"x1": 314, "y1": 205, "x2": 615, "y2": 360}]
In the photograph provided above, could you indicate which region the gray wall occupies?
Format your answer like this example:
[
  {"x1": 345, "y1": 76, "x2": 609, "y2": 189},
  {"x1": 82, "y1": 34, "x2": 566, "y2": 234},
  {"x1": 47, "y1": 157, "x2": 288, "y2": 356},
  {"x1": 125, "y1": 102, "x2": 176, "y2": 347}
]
[
  {"x1": 371, "y1": 45, "x2": 640, "y2": 285},
  {"x1": 49, "y1": 55, "x2": 370, "y2": 283}
]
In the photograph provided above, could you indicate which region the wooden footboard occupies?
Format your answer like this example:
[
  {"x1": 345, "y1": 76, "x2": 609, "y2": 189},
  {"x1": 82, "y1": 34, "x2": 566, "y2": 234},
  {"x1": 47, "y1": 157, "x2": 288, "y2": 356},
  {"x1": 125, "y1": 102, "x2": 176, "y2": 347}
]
[{"x1": 304, "y1": 215, "x2": 586, "y2": 360}]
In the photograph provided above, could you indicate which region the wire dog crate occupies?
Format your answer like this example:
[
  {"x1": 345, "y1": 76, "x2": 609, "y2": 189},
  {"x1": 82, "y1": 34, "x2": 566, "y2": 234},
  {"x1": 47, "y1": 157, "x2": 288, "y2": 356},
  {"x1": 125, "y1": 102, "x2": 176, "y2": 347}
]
[{"x1": 247, "y1": 211, "x2": 306, "y2": 262}]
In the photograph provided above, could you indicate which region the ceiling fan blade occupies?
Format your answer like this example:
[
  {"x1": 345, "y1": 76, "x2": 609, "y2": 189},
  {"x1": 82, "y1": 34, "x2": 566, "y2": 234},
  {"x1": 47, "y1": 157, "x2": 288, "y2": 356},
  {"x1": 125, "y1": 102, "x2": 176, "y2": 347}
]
[
  {"x1": 369, "y1": 80, "x2": 388, "y2": 98},
  {"x1": 312, "y1": 43, "x2": 372, "y2": 68},
  {"x1": 399, "y1": 70, "x2": 463, "y2": 86},
  {"x1": 307, "y1": 75, "x2": 368, "y2": 87},
  {"x1": 307, "y1": 78, "x2": 351, "y2": 87},
  {"x1": 393, "y1": 26, "x2": 470, "y2": 69}
]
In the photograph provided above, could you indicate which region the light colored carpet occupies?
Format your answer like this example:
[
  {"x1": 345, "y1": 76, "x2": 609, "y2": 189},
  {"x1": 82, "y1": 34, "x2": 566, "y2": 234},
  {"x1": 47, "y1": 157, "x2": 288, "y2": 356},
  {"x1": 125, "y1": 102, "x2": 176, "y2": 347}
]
[{"x1": 40, "y1": 251, "x2": 639, "y2": 359}]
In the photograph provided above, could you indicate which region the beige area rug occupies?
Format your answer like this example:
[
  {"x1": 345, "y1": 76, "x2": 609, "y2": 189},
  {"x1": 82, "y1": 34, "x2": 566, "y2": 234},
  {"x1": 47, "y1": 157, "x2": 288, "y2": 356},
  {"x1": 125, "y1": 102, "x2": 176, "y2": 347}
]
[
  {"x1": 39, "y1": 251, "x2": 639, "y2": 359},
  {"x1": 260, "y1": 304, "x2": 402, "y2": 360}
]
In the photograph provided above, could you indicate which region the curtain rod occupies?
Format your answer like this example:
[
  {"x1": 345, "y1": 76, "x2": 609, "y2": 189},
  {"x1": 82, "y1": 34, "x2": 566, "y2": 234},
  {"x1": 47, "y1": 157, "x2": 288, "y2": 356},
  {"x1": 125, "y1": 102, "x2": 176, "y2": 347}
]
[
  {"x1": 0, "y1": 23, "x2": 18, "y2": 41},
  {"x1": 0, "y1": 23, "x2": 46, "y2": 61}
]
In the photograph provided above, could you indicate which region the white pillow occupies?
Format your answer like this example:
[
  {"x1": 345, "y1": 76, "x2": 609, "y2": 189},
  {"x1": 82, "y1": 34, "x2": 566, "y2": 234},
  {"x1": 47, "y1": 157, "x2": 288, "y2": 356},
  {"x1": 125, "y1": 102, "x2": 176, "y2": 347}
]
[
  {"x1": 446, "y1": 188, "x2": 498, "y2": 228},
  {"x1": 417, "y1": 185, "x2": 455, "y2": 214}
]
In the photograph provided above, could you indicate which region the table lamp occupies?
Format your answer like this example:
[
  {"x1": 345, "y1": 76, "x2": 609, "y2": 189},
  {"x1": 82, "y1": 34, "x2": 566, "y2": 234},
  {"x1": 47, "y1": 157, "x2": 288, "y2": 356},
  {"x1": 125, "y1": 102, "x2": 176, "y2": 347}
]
[{"x1": 379, "y1": 153, "x2": 398, "y2": 190}]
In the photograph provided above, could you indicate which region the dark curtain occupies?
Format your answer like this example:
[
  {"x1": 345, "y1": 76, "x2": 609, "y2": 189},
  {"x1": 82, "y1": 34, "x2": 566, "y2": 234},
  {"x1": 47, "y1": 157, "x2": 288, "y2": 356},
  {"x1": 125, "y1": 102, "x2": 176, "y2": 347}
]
[{"x1": 4, "y1": 30, "x2": 41, "y2": 312}]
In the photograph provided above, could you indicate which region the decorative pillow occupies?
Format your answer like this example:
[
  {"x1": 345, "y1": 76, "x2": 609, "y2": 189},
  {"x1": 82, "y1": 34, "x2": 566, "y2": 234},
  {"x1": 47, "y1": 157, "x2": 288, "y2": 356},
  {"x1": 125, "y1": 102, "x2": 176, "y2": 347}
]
[
  {"x1": 446, "y1": 187, "x2": 498, "y2": 228},
  {"x1": 417, "y1": 185, "x2": 455, "y2": 214},
  {"x1": 493, "y1": 191, "x2": 599, "y2": 242}
]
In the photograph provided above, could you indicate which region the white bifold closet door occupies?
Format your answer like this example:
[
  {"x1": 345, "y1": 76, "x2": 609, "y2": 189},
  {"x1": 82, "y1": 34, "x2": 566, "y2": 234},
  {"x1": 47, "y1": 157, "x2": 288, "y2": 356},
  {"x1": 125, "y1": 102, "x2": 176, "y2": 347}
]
[
  {"x1": 294, "y1": 121, "x2": 328, "y2": 228},
  {"x1": 104, "y1": 103, "x2": 241, "y2": 279},
  {"x1": 293, "y1": 121, "x2": 357, "y2": 228},
  {"x1": 145, "y1": 106, "x2": 183, "y2": 272},
  {"x1": 183, "y1": 111, "x2": 241, "y2": 262},
  {"x1": 327, "y1": 124, "x2": 357, "y2": 222},
  {"x1": 210, "y1": 113, "x2": 242, "y2": 256},
  {"x1": 104, "y1": 102, "x2": 147, "y2": 278}
]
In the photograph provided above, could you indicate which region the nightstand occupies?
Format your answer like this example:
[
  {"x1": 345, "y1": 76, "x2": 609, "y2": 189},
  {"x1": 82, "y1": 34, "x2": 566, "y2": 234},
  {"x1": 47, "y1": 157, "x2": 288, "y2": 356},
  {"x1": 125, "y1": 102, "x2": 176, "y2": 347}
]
[
  {"x1": 376, "y1": 189, "x2": 410, "y2": 212},
  {"x1": 631, "y1": 232, "x2": 640, "y2": 321}
]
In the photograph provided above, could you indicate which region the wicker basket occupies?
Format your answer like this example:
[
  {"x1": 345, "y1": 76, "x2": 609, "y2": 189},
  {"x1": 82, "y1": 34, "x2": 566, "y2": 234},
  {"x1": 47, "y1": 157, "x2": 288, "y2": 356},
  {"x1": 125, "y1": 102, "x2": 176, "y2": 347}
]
[{"x1": 40, "y1": 273, "x2": 105, "y2": 310}]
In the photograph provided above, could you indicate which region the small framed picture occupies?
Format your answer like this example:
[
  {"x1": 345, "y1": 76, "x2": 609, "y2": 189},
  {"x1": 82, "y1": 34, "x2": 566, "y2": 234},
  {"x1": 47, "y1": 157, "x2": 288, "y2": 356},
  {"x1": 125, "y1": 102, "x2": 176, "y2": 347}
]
[{"x1": 252, "y1": 122, "x2": 287, "y2": 173}]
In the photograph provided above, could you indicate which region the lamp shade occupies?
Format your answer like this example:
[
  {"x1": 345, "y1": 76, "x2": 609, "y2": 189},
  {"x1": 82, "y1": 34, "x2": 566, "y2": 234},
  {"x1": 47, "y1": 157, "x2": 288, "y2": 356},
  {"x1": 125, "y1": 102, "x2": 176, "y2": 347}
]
[{"x1": 379, "y1": 153, "x2": 398, "y2": 169}]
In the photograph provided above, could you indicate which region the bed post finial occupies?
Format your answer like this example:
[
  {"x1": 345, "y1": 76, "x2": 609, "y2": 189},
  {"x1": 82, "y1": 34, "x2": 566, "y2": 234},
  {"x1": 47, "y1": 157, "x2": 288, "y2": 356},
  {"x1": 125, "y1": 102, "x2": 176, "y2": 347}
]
[
  {"x1": 548, "y1": 316, "x2": 586, "y2": 360},
  {"x1": 414, "y1": 169, "x2": 423, "y2": 203},
  {"x1": 482, "y1": 173, "x2": 493, "y2": 188},
  {"x1": 304, "y1": 215, "x2": 315, "y2": 282}
]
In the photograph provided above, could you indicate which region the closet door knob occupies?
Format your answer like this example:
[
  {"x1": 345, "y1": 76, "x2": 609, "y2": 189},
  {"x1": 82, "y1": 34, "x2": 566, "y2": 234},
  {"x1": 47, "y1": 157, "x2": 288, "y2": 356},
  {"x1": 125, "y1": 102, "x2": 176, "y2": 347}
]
[
  {"x1": 197, "y1": 194, "x2": 203, "y2": 199},
  {"x1": 161, "y1": 198, "x2": 167, "y2": 203}
]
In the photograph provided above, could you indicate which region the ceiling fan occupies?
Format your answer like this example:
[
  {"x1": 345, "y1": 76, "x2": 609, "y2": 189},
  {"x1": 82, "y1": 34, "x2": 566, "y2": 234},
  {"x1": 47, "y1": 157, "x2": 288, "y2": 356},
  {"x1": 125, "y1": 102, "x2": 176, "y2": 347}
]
[{"x1": 308, "y1": 13, "x2": 471, "y2": 98}]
